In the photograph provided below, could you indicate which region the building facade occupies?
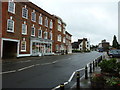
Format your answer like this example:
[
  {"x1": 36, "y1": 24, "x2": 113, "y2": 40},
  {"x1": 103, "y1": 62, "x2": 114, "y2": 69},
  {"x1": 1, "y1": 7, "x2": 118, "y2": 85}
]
[
  {"x1": 52, "y1": 15, "x2": 67, "y2": 54},
  {"x1": 0, "y1": 0, "x2": 72, "y2": 59},
  {"x1": 72, "y1": 38, "x2": 90, "y2": 52},
  {"x1": 98, "y1": 39, "x2": 110, "y2": 51},
  {"x1": 65, "y1": 31, "x2": 72, "y2": 54}
]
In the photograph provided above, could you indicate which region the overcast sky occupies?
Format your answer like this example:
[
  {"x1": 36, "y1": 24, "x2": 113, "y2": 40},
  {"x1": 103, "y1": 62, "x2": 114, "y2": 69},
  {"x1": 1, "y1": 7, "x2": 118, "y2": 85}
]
[{"x1": 29, "y1": 0, "x2": 119, "y2": 45}]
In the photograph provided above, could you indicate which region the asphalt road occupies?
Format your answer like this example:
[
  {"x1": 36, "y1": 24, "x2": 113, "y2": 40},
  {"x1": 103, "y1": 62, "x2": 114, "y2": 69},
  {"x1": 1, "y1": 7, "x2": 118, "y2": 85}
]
[{"x1": 2, "y1": 51, "x2": 103, "y2": 89}]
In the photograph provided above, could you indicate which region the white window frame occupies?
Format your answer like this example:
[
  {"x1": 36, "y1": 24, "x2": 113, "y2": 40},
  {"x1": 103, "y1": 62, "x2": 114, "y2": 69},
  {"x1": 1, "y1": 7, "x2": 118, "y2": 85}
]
[
  {"x1": 31, "y1": 26, "x2": 35, "y2": 36},
  {"x1": 63, "y1": 28, "x2": 65, "y2": 34},
  {"x1": 45, "y1": 17, "x2": 48, "y2": 27},
  {"x1": 58, "y1": 19, "x2": 61, "y2": 24},
  {"x1": 8, "y1": 0, "x2": 15, "y2": 14},
  {"x1": 31, "y1": 10, "x2": 36, "y2": 22},
  {"x1": 22, "y1": 23, "x2": 27, "y2": 35},
  {"x1": 7, "y1": 18, "x2": 14, "y2": 32},
  {"x1": 58, "y1": 35, "x2": 61, "y2": 42},
  {"x1": 49, "y1": 32, "x2": 52, "y2": 40},
  {"x1": 38, "y1": 29, "x2": 42, "y2": 38},
  {"x1": 39, "y1": 14, "x2": 43, "y2": 25},
  {"x1": 50, "y1": 20, "x2": 53, "y2": 29},
  {"x1": 44, "y1": 31, "x2": 48, "y2": 39},
  {"x1": 21, "y1": 40, "x2": 26, "y2": 52},
  {"x1": 22, "y1": 6, "x2": 28, "y2": 19},
  {"x1": 63, "y1": 37, "x2": 66, "y2": 43},
  {"x1": 58, "y1": 24, "x2": 61, "y2": 31}
]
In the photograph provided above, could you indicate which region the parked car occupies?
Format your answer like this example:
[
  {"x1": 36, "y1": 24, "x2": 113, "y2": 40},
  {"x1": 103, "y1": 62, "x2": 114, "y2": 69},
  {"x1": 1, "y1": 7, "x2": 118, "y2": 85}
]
[{"x1": 107, "y1": 49, "x2": 120, "y2": 58}]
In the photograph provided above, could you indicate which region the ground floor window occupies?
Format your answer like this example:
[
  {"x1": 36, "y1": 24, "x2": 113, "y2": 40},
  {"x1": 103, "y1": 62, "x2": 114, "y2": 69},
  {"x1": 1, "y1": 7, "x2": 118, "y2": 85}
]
[
  {"x1": 32, "y1": 42, "x2": 52, "y2": 55},
  {"x1": 21, "y1": 41, "x2": 26, "y2": 52}
]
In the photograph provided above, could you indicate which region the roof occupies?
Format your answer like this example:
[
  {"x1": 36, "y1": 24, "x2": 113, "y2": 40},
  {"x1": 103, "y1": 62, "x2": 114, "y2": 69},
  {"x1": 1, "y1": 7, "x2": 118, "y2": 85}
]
[
  {"x1": 72, "y1": 42, "x2": 79, "y2": 49},
  {"x1": 21, "y1": 1, "x2": 55, "y2": 19},
  {"x1": 65, "y1": 31, "x2": 72, "y2": 36}
]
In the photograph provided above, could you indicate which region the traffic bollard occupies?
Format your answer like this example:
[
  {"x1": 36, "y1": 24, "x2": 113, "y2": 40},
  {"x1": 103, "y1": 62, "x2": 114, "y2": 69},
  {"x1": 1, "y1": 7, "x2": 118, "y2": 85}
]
[
  {"x1": 85, "y1": 66, "x2": 88, "y2": 79},
  {"x1": 76, "y1": 71, "x2": 80, "y2": 89},
  {"x1": 60, "y1": 83, "x2": 64, "y2": 90},
  {"x1": 95, "y1": 59, "x2": 98, "y2": 67},
  {"x1": 93, "y1": 61, "x2": 95, "y2": 71},
  {"x1": 89, "y1": 63, "x2": 92, "y2": 73}
]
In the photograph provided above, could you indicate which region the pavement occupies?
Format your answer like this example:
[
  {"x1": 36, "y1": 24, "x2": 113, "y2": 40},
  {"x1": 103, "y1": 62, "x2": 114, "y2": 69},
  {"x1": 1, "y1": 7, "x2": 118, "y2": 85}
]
[{"x1": 71, "y1": 67, "x2": 101, "y2": 90}]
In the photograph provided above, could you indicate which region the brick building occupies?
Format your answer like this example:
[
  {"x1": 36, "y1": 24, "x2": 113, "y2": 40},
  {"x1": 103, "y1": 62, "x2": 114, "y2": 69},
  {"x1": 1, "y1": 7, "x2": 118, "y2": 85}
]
[
  {"x1": 98, "y1": 39, "x2": 110, "y2": 51},
  {"x1": 0, "y1": 0, "x2": 72, "y2": 59},
  {"x1": 52, "y1": 15, "x2": 67, "y2": 54}
]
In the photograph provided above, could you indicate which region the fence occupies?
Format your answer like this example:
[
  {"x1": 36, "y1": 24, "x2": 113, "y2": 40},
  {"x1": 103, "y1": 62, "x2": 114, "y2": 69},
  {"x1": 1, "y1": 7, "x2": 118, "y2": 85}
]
[{"x1": 52, "y1": 55, "x2": 104, "y2": 90}]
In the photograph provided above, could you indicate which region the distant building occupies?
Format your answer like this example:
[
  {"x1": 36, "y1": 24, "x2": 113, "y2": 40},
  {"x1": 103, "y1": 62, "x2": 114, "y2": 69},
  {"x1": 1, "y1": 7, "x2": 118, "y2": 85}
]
[
  {"x1": 98, "y1": 39, "x2": 110, "y2": 51},
  {"x1": 65, "y1": 31, "x2": 72, "y2": 54},
  {"x1": 72, "y1": 38, "x2": 90, "y2": 52}
]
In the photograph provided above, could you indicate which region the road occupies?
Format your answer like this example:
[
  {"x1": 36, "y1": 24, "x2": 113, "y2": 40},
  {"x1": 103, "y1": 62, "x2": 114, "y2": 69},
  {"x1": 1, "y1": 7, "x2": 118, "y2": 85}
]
[{"x1": 2, "y1": 51, "x2": 103, "y2": 89}]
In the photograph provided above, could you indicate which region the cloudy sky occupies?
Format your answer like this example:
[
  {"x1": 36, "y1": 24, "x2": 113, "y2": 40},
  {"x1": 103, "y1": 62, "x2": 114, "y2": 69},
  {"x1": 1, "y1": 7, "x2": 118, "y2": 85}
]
[{"x1": 30, "y1": 0, "x2": 119, "y2": 45}]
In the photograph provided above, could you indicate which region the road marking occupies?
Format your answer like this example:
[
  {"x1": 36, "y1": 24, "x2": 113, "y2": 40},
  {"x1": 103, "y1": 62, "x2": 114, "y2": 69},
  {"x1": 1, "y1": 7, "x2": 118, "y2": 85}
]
[
  {"x1": 68, "y1": 58, "x2": 72, "y2": 60},
  {"x1": 76, "y1": 67, "x2": 85, "y2": 72},
  {"x1": 2, "y1": 61, "x2": 59, "y2": 74},
  {"x1": 35, "y1": 64, "x2": 40, "y2": 66},
  {"x1": 52, "y1": 60, "x2": 58, "y2": 64},
  {"x1": 0, "y1": 70, "x2": 16, "y2": 74},
  {"x1": 41, "y1": 63, "x2": 51, "y2": 65},
  {"x1": 18, "y1": 60, "x2": 31, "y2": 63},
  {"x1": 18, "y1": 65, "x2": 35, "y2": 71}
]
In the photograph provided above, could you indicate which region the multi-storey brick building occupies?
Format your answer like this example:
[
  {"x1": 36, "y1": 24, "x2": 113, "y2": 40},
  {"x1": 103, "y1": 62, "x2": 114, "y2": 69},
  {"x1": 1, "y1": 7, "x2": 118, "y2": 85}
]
[
  {"x1": 52, "y1": 15, "x2": 67, "y2": 54},
  {"x1": 0, "y1": 0, "x2": 72, "y2": 59}
]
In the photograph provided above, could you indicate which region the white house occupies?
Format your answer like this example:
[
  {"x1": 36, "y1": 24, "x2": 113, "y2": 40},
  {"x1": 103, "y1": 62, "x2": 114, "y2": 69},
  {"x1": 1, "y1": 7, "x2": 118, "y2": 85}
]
[{"x1": 72, "y1": 38, "x2": 90, "y2": 51}]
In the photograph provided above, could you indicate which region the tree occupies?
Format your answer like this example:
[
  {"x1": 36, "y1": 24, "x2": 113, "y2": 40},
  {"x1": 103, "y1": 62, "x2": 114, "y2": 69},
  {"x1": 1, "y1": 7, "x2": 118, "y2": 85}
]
[{"x1": 112, "y1": 35, "x2": 119, "y2": 49}]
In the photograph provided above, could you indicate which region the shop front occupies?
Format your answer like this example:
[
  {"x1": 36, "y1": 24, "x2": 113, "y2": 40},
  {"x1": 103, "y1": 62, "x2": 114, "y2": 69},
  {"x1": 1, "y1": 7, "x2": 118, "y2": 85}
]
[{"x1": 30, "y1": 37, "x2": 53, "y2": 56}]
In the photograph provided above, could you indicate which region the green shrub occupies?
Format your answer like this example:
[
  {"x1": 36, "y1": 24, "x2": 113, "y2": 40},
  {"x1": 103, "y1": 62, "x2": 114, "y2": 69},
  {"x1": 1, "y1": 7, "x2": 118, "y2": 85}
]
[{"x1": 98, "y1": 58, "x2": 118, "y2": 73}]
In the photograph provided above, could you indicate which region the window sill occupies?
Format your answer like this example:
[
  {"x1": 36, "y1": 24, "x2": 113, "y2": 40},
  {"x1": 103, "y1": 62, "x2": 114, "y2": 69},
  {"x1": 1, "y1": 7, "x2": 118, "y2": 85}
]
[
  {"x1": 31, "y1": 20, "x2": 36, "y2": 22},
  {"x1": 8, "y1": 11, "x2": 15, "y2": 14},
  {"x1": 31, "y1": 35, "x2": 35, "y2": 37},
  {"x1": 22, "y1": 16, "x2": 28, "y2": 19},
  {"x1": 7, "y1": 30, "x2": 14, "y2": 33},
  {"x1": 21, "y1": 50, "x2": 26, "y2": 52},
  {"x1": 22, "y1": 33, "x2": 27, "y2": 35}
]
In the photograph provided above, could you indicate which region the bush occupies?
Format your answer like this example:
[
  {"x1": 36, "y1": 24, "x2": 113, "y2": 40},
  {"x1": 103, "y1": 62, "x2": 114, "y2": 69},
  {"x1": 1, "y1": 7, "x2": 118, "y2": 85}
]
[
  {"x1": 106, "y1": 77, "x2": 120, "y2": 87},
  {"x1": 98, "y1": 58, "x2": 118, "y2": 73}
]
